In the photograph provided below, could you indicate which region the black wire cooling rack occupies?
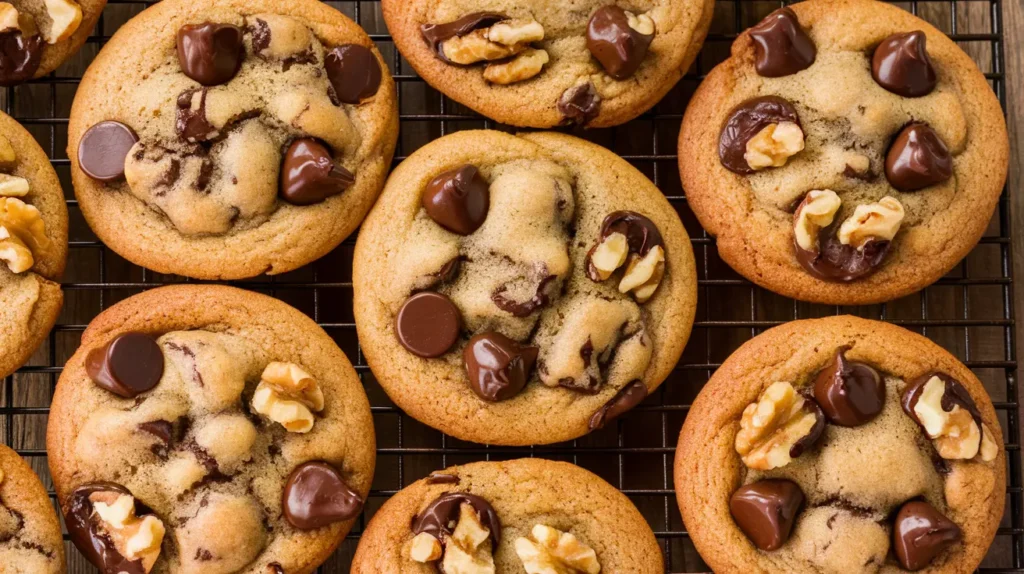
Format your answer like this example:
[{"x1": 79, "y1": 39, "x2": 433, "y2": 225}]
[{"x1": 0, "y1": 0, "x2": 1020, "y2": 572}]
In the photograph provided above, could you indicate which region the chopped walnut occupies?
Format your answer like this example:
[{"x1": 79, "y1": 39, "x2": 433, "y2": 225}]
[
  {"x1": 0, "y1": 174, "x2": 29, "y2": 197},
  {"x1": 744, "y1": 122, "x2": 804, "y2": 170},
  {"x1": 442, "y1": 28, "x2": 524, "y2": 65},
  {"x1": 618, "y1": 245, "x2": 665, "y2": 303},
  {"x1": 588, "y1": 232, "x2": 629, "y2": 281},
  {"x1": 837, "y1": 196, "x2": 904, "y2": 248},
  {"x1": 440, "y1": 503, "x2": 495, "y2": 574},
  {"x1": 90, "y1": 492, "x2": 165, "y2": 573},
  {"x1": 410, "y1": 531, "x2": 444, "y2": 563},
  {"x1": 483, "y1": 48, "x2": 549, "y2": 85},
  {"x1": 515, "y1": 524, "x2": 601, "y2": 574},
  {"x1": 735, "y1": 381, "x2": 824, "y2": 470},
  {"x1": 793, "y1": 190, "x2": 841, "y2": 252},
  {"x1": 487, "y1": 19, "x2": 545, "y2": 45},
  {"x1": 0, "y1": 197, "x2": 49, "y2": 274},
  {"x1": 41, "y1": 0, "x2": 83, "y2": 44},
  {"x1": 626, "y1": 11, "x2": 656, "y2": 36},
  {"x1": 252, "y1": 362, "x2": 324, "y2": 433},
  {"x1": 912, "y1": 375, "x2": 987, "y2": 460}
]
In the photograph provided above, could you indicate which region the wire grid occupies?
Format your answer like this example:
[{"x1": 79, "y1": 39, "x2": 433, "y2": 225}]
[{"x1": 0, "y1": 0, "x2": 1019, "y2": 572}]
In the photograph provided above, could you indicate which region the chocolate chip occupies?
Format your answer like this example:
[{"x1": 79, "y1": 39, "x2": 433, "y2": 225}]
[
  {"x1": 279, "y1": 138, "x2": 354, "y2": 206},
  {"x1": 893, "y1": 500, "x2": 961, "y2": 570},
  {"x1": 872, "y1": 31, "x2": 936, "y2": 98},
  {"x1": 463, "y1": 332, "x2": 539, "y2": 402},
  {"x1": 426, "y1": 473, "x2": 460, "y2": 485},
  {"x1": 412, "y1": 492, "x2": 501, "y2": 545},
  {"x1": 422, "y1": 165, "x2": 490, "y2": 235},
  {"x1": 902, "y1": 372, "x2": 983, "y2": 440},
  {"x1": 558, "y1": 83, "x2": 601, "y2": 126},
  {"x1": 491, "y1": 273, "x2": 557, "y2": 317},
  {"x1": 0, "y1": 30, "x2": 42, "y2": 86},
  {"x1": 250, "y1": 19, "x2": 271, "y2": 54},
  {"x1": 719, "y1": 96, "x2": 800, "y2": 175},
  {"x1": 729, "y1": 479, "x2": 804, "y2": 551},
  {"x1": 420, "y1": 12, "x2": 505, "y2": 60},
  {"x1": 176, "y1": 23, "x2": 245, "y2": 86},
  {"x1": 586, "y1": 5, "x2": 654, "y2": 80},
  {"x1": 789, "y1": 399, "x2": 826, "y2": 458},
  {"x1": 86, "y1": 333, "x2": 164, "y2": 398},
  {"x1": 78, "y1": 121, "x2": 139, "y2": 183},
  {"x1": 588, "y1": 380, "x2": 648, "y2": 430},
  {"x1": 138, "y1": 420, "x2": 174, "y2": 456},
  {"x1": 884, "y1": 123, "x2": 953, "y2": 192},
  {"x1": 813, "y1": 347, "x2": 885, "y2": 426},
  {"x1": 793, "y1": 192, "x2": 891, "y2": 282},
  {"x1": 748, "y1": 7, "x2": 816, "y2": 77},
  {"x1": 325, "y1": 44, "x2": 382, "y2": 105},
  {"x1": 175, "y1": 89, "x2": 218, "y2": 143},
  {"x1": 282, "y1": 462, "x2": 362, "y2": 530},
  {"x1": 65, "y1": 483, "x2": 148, "y2": 574},
  {"x1": 395, "y1": 291, "x2": 462, "y2": 358}
]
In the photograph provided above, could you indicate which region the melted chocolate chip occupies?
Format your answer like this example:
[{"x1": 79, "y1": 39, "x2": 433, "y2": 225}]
[
  {"x1": 78, "y1": 121, "x2": 140, "y2": 183},
  {"x1": 279, "y1": 138, "x2": 354, "y2": 205},
  {"x1": 395, "y1": 291, "x2": 462, "y2": 358},
  {"x1": 65, "y1": 483, "x2": 149, "y2": 574},
  {"x1": 872, "y1": 31, "x2": 937, "y2": 98},
  {"x1": 491, "y1": 274, "x2": 557, "y2": 317},
  {"x1": 558, "y1": 83, "x2": 601, "y2": 126},
  {"x1": 589, "y1": 380, "x2": 648, "y2": 430},
  {"x1": 893, "y1": 500, "x2": 961, "y2": 570},
  {"x1": 422, "y1": 165, "x2": 490, "y2": 235},
  {"x1": 789, "y1": 399, "x2": 826, "y2": 458},
  {"x1": 412, "y1": 492, "x2": 501, "y2": 546},
  {"x1": 420, "y1": 12, "x2": 505, "y2": 60},
  {"x1": 426, "y1": 473, "x2": 460, "y2": 485},
  {"x1": 463, "y1": 332, "x2": 539, "y2": 402},
  {"x1": 86, "y1": 333, "x2": 164, "y2": 398},
  {"x1": 884, "y1": 123, "x2": 953, "y2": 192},
  {"x1": 0, "y1": 30, "x2": 42, "y2": 86},
  {"x1": 175, "y1": 89, "x2": 217, "y2": 143},
  {"x1": 902, "y1": 372, "x2": 983, "y2": 444},
  {"x1": 325, "y1": 45, "x2": 382, "y2": 104},
  {"x1": 138, "y1": 420, "x2": 174, "y2": 456},
  {"x1": 719, "y1": 96, "x2": 800, "y2": 175},
  {"x1": 586, "y1": 5, "x2": 654, "y2": 80},
  {"x1": 176, "y1": 23, "x2": 245, "y2": 86},
  {"x1": 730, "y1": 479, "x2": 804, "y2": 551},
  {"x1": 748, "y1": 7, "x2": 816, "y2": 77},
  {"x1": 283, "y1": 462, "x2": 363, "y2": 530},
  {"x1": 813, "y1": 348, "x2": 885, "y2": 426}
]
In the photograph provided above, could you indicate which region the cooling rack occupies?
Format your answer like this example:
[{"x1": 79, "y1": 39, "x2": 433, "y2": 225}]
[{"x1": 1, "y1": 0, "x2": 1019, "y2": 571}]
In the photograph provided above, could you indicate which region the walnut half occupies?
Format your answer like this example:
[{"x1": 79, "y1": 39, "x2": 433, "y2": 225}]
[
  {"x1": 744, "y1": 121, "x2": 805, "y2": 170},
  {"x1": 483, "y1": 48, "x2": 549, "y2": 85},
  {"x1": 251, "y1": 362, "x2": 325, "y2": 433},
  {"x1": 0, "y1": 197, "x2": 50, "y2": 274},
  {"x1": 735, "y1": 381, "x2": 825, "y2": 470},
  {"x1": 837, "y1": 196, "x2": 904, "y2": 249},
  {"x1": 441, "y1": 503, "x2": 496, "y2": 574},
  {"x1": 515, "y1": 524, "x2": 601, "y2": 574}
]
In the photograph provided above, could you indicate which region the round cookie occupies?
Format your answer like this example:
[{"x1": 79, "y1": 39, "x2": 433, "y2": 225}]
[
  {"x1": 0, "y1": 0, "x2": 106, "y2": 85},
  {"x1": 675, "y1": 316, "x2": 1006, "y2": 573},
  {"x1": 678, "y1": 0, "x2": 1009, "y2": 304},
  {"x1": 353, "y1": 130, "x2": 697, "y2": 445},
  {"x1": 382, "y1": 0, "x2": 714, "y2": 128},
  {"x1": 0, "y1": 444, "x2": 66, "y2": 573},
  {"x1": 0, "y1": 110, "x2": 68, "y2": 380},
  {"x1": 351, "y1": 458, "x2": 663, "y2": 573},
  {"x1": 46, "y1": 285, "x2": 376, "y2": 574},
  {"x1": 68, "y1": 0, "x2": 399, "y2": 280}
]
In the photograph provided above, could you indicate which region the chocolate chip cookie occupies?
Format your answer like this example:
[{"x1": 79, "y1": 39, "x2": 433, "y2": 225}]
[
  {"x1": 46, "y1": 284, "x2": 376, "y2": 574},
  {"x1": 351, "y1": 458, "x2": 663, "y2": 573},
  {"x1": 675, "y1": 316, "x2": 1005, "y2": 573},
  {"x1": 0, "y1": 110, "x2": 68, "y2": 380},
  {"x1": 69, "y1": 0, "x2": 399, "y2": 280},
  {"x1": 353, "y1": 130, "x2": 697, "y2": 445},
  {"x1": 0, "y1": 444, "x2": 65, "y2": 573},
  {"x1": 0, "y1": 0, "x2": 105, "y2": 85},
  {"x1": 382, "y1": 0, "x2": 714, "y2": 128},
  {"x1": 678, "y1": 0, "x2": 1009, "y2": 304}
]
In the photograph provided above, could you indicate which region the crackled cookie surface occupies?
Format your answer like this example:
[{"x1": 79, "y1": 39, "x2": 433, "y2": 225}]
[
  {"x1": 383, "y1": 0, "x2": 714, "y2": 128},
  {"x1": 678, "y1": 0, "x2": 1008, "y2": 304},
  {"x1": 0, "y1": 0, "x2": 105, "y2": 85},
  {"x1": 69, "y1": 0, "x2": 398, "y2": 279},
  {"x1": 353, "y1": 130, "x2": 697, "y2": 445},
  {"x1": 47, "y1": 285, "x2": 376, "y2": 574},
  {"x1": 0, "y1": 110, "x2": 68, "y2": 379},
  {"x1": 0, "y1": 445, "x2": 65, "y2": 573},
  {"x1": 675, "y1": 316, "x2": 1006, "y2": 573},
  {"x1": 352, "y1": 458, "x2": 663, "y2": 574}
]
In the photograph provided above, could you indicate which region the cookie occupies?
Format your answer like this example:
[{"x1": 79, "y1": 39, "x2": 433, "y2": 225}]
[
  {"x1": 353, "y1": 130, "x2": 697, "y2": 445},
  {"x1": 0, "y1": 0, "x2": 105, "y2": 85},
  {"x1": 351, "y1": 458, "x2": 663, "y2": 573},
  {"x1": 46, "y1": 285, "x2": 376, "y2": 574},
  {"x1": 68, "y1": 0, "x2": 399, "y2": 280},
  {"x1": 0, "y1": 110, "x2": 68, "y2": 380},
  {"x1": 678, "y1": 0, "x2": 1009, "y2": 304},
  {"x1": 675, "y1": 316, "x2": 1005, "y2": 573},
  {"x1": 382, "y1": 0, "x2": 714, "y2": 128},
  {"x1": 0, "y1": 444, "x2": 65, "y2": 573}
]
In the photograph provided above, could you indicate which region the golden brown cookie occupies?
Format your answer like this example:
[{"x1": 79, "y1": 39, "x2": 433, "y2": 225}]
[
  {"x1": 47, "y1": 285, "x2": 376, "y2": 574},
  {"x1": 0, "y1": 0, "x2": 106, "y2": 85},
  {"x1": 383, "y1": 0, "x2": 714, "y2": 128},
  {"x1": 678, "y1": 0, "x2": 1008, "y2": 304},
  {"x1": 0, "y1": 444, "x2": 65, "y2": 573},
  {"x1": 353, "y1": 130, "x2": 697, "y2": 445},
  {"x1": 351, "y1": 458, "x2": 663, "y2": 573},
  {"x1": 68, "y1": 0, "x2": 398, "y2": 279},
  {"x1": 675, "y1": 316, "x2": 1006, "y2": 573}
]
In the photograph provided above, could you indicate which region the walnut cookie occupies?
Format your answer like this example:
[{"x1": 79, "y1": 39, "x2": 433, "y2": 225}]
[
  {"x1": 0, "y1": 0, "x2": 106, "y2": 85},
  {"x1": 46, "y1": 285, "x2": 376, "y2": 574},
  {"x1": 675, "y1": 316, "x2": 1006, "y2": 573},
  {"x1": 0, "y1": 110, "x2": 68, "y2": 380},
  {"x1": 0, "y1": 444, "x2": 66, "y2": 573},
  {"x1": 351, "y1": 458, "x2": 663, "y2": 574},
  {"x1": 382, "y1": 0, "x2": 714, "y2": 128},
  {"x1": 68, "y1": 0, "x2": 398, "y2": 280},
  {"x1": 353, "y1": 130, "x2": 697, "y2": 446},
  {"x1": 678, "y1": 0, "x2": 1009, "y2": 304}
]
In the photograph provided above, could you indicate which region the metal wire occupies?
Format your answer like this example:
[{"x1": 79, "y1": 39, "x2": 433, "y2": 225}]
[{"x1": 0, "y1": 0, "x2": 1019, "y2": 572}]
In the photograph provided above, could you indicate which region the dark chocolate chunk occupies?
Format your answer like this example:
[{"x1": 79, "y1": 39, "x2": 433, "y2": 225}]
[
  {"x1": 283, "y1": 462, "x2": 363, "y2": 530},
  {"x1": 422, "y1": 165, "x2": 490, "y2": 235},
  {"x1": 589, "y1": 380, "x2": 648, "y2": 430},
  {"x1": 176, "y1": 23, "x2": 245, "y2": 86},
  {"x1": 325, "y1": 44, "x2": 382, "y2": 104},
  {"x1": 175, "y1": 89, "x2": 218, "y2": 143},
  {"x1": 280, "y1": 138, "x2": 354, "y2": 205},
  {"x1": 86, "y1": 333, "x2": 164, "y2": 398},
  {"x1": 420, "y1": 12, "x2": 505, "y2": 60},
  {"x1": 412, "y1": 492, "x2": 501, "y2": 546},
  {"x1": 558, "y1": 82, "x2": 601, "y2": 126},
  {"x1": 813, "y1": 347, "x2": 885, "y2": 426},
  {"x1": 719, "y1": 96, "x2": 800, "y2": 175},
  {"x1": 0, "y1": 30, "x2": 42, "y2": 86},
  {"x1": 748, "y1": 7, "x2": 816, "y2": 77},
  {"x1": 872, "y1": 31, "x2": 937, "y2": 98},
  {"x1": 65, "y1": 483, "x2": 150, "y2": 574},
  {"x1": 138, "y1": 420, "x2": 174, "y2": 446},
  {"x1": 884, "y1": 123, "x2": 953, "y2": 192},
  {"x1": 249, "y1": 19, "x2": 271, "y2": 55},
  {"x1": 893, "y1": 500, "x2": 961, "y2": 570},
  {"x1": 730, "y1": 479, "x2": 804, "y2": 551},
  {"x1": 586, "y1": 5, "x2": 654, "y2": 80},
  {"x1": 463, "y1": 332, "x2": 539, "y2": 402},
  {"x1": 78, "y1": 121, "x2": 139, "y2": 183},
  {"x1": 395, "y1": 291, "x2": 462, "y2": 358},
  {"x1": 789, "y1": 399, "x2": 826, "y2": 458}
]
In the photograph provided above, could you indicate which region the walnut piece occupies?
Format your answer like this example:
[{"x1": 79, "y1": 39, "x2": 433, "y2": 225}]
[
  {"x1": 0, "y1": 174, "x2": 29, "y2": 197},
  {"x1": 486, "y1": 19, "x2": 545, "y2": 45},
  {"x1": 0, "y1": 3, "x2": 18, "y2": 33},
  {"x1": 483, "y1": 48, "x2": 549, "y2": 85},
  {"x1": 980, "y1": 423, "x2": 999, "y2": 462},
  {"x1": 515, "y1": 524, "x2": 601, "y2": 574},
  {"x1": 912, "y1": 375, "x2": 995, "y2": 461},
  {"x1": 440, "y1": 503, "x2": 495, "y2": 574},
  {"x1": 837, "y1": 196, "x2": 904, "y2": 248},
  {"x1": 442, "y1": 18, "x2": 544, "y2": 65},
  {"x1": 90, "y1": 492, "x2": 165, "y2": 573},
  {"x1": 42, "y1": 0, "x2": 83, "y2": 44},
  {"x1": 618, "y1": 245, "x2": 665, "y2": 303},
  {"x1": 409, "y1": 532, "x2": 443, "y2": 563},
  {"x1": 442, "y1": 28, "x2": 524, "y2": 65},
  {"x1": 735, "y1": 381, "x2": 822, "y2": 470},
  {"x1": 744, "y1": 122, "x2": 804, "y2": 170},
  {"x1": 251, "y1": 362, "x2": 324, "y2": 433},
  {"x1": 794, "y1": 190, "x2": 841, "y2": 252},
  {"x1": 0, "y1": 197, "x2": 49, "y2": 274},
  {"x1": 626, "y1": 11, "x2": 656, "y2": 36},
  {"x1": 589, "y1": 232, "x2": 629, "y2": 281}
]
